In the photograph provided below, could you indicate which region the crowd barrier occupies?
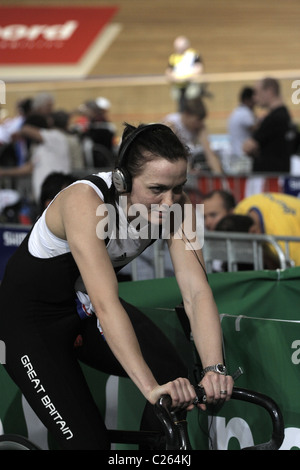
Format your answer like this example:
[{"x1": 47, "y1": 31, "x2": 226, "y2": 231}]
[
  {"x1": 203, "y1": 231, "x2": 300, "y2": 272},
  {"x1": 1, "y1": 269, "x2": 300, "y2": 449},
  {"x1": 132, "y1": 231, "x2": 300, "y2": 280},
  {"x1": 1, "y1": 222, "x2": 300, "y2": 283}
]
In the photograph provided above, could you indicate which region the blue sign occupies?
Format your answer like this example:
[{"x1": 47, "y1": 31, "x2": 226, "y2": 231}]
[{"x1": 0, "y1": 224, "x2": 30, "y2": 280}]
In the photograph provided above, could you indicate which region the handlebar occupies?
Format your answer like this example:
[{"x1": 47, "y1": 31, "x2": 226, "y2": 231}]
[
  {"x1": 230, "y1": 387, "x2": 284, "y2": 450},
  {"x1": 154, "y1": 386, "x2": 284, "y2": 450}
]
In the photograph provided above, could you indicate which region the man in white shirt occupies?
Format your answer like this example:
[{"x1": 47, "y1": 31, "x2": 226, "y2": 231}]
[{"x1": 228, "y1": 87, "x2": 256, "y2": 158}]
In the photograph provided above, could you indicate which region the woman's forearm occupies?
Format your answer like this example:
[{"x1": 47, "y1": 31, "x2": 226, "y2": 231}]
[{"x1": 185, "y1": 291, "x2": 224, "y2": 369}]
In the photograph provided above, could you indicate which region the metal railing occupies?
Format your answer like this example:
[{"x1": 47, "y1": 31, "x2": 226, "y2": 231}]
[
  {"x1": 132, "y1": 231, "x2": 300, "y2": 279},
  {"x1": 202, "y1": 231, "x2": 299, "y2": 272}
]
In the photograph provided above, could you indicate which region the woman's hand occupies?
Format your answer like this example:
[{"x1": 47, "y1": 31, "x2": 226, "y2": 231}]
[
  {"x1": 148, "y1": 377, "x2": 197, "y2": 411},
  {"x1": 197, "y1": 372, "x2": 234, "y2": 411}
]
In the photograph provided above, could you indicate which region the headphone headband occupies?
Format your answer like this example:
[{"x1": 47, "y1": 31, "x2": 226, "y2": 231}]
[{"x1": 113, "y1": 123, "x2": 169, "y2": 193}]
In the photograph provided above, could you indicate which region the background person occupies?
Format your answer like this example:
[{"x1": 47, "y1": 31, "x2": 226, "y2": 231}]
[
  {"x1": 234, "y1": 192, "x2": 300, "y2": 267},
  {"x1": 203, "y1": 189, "x2": 236, "y2": 231},
  {"x1": 165, "y1": 36, "x2": 203, "y2": 111},
  {"x1": 214, "y1": 213, "x2": 256, "y2": 271},
  {"x1": 39, "y1": 171, "x2": 77, "y2": 213},
  {"x1": 0, "y1": 112, "x2": 72, "y2": 205},
  {"x1": 228, "y1": 87, "x2": 256, "y2": 160},
  {"x1": 243, "y1": 77, "x2": 297, "y2": 173},
  {"x1": 163, "y1": 97, "x2": 223, "y2": 173},
  {"x1": 74, "y1": 98, "x2": 117, "y2": 168}
]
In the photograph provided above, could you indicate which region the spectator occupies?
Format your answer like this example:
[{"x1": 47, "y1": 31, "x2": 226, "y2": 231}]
[
  {"x1": 214, "y1": 212, "x2": 286, "y2": 270},
  {"x1": 0, "y1": 98, "x2": 33, "y2": 167},
  {"x1": 165, "y1": 36, "x2": 203, "y2": 111},
  {"x1": 203, "y1": 189, "x2": 236, "y2": 230},
  {"x1": 39, "y1": 171, "x2": 77, "y2": 214},
  {"x1": 228, "y1": 87, "x2": 256, "y2": 158},
  {"x1": 243, "y1": 78, "x2": 297, "y2": 172},
  {"x1": 0, "y1": 98, "x2": 32, "y2": 146},
  {"x1": 215, "y1": 213, "x2": 254, "y2": 233},
  {"x1": 51, "y1": 110, "x2": 84, "y2": 170},
  {"x1": 0, "y1": 112, "x2": 71, "y2": 204},
  {"x1": 234, "y1": 192, "x2": 300, "y2": 266},
  {"x1": 214, "y1": 214, "x2": 256, "y2": 271},
  {"x1": 163, "y1": 97, "x2": 223, "y2": 173},
  {"x1": 30, "y1": 92, "x2": 55, "y2": 125},
  {"x1": 78, "y1": 98, "x2": 117, "y2": 168}
]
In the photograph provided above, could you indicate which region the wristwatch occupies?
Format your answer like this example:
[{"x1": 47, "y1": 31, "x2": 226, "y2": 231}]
[{"x1": 201, "y1": 363, "x2": 227, "y2": 378}]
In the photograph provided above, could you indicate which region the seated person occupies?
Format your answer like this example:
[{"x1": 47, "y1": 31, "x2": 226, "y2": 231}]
[
  {"x1": 215, "y1": 214, "x2": 254, "y2": 233},
  {"x1": 234, "y1": 192, "x2": 300, "y2": 267},
  {"x1": 215, "y1": 213, "x2": 279, "y2": 270},
  {"x1": 203, "y1": 189, "x2": 236, "y2": 231}
]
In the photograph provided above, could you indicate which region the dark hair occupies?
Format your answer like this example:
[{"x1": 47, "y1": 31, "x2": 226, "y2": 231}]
[
  {"x1": 24, "y1": 113, "x2": 49, "y2": 129},
  {"x1": 215, "y1": 214, "x2": 254, "y2": 232},
  {"x1": 108, "y1": 122, "x2": 188, "y2": 219},
  {"x1": 40, "y1": 172, "x2": 76, "y2": 213},
  {"x1": 181, "y1": 98, "x2": 207, "y2": 120},
  {"x1": 117, "y1": 122, "x2": 189, "y2": 178},
  {"x1": 240, "y1": 87, "x2": 254, "y2": 102},
  {"x1": 51, "y1": 110, "x2": 70, "y2": 130},
  {"x1": 203, "y1": 189, "x2": 236, "y2": 211},
  {"x1": 17, "y1": 98, "x2": 32, "y2": 116}
]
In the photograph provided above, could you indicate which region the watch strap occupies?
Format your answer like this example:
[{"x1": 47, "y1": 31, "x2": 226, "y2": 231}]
[{"x1": 201, "y1": 363, "x2": 227, "y2": 379}]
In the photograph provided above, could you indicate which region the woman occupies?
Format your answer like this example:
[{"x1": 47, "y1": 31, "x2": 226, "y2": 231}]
[{"x1": 0, "y1": 123, "x2": 233, "y2": 449}]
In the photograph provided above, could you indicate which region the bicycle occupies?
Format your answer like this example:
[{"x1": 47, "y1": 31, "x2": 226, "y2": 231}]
[
  {"x1": 0, "y1": 434, "x2": 41, "y2": 450},
  {"x1": 153, "y1": 384, "x2": 284, "y2": 450},
  {"x1": 106, "y1": 377, "x2": 284, "y2": 451},
  {"x1": 0, "y1": 306, "x2": 285, "y2": 451},
  {"x1": 0, "y1": 377, "x2": 284, "y2": 451}
]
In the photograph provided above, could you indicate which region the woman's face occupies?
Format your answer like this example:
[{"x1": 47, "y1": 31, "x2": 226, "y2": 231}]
[{"x1": 128, "y1": 155, "x2": 188, "y2": 224}]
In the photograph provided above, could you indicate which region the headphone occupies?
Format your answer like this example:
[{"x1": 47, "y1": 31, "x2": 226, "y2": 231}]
[{"x1": 112, "y1": 123, "x2": 169, "y2": 193}]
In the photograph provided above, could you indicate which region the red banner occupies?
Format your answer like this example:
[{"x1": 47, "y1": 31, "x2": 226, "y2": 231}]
[{"x1": 0, "y1": 6, "x2": 118, "y2": 65}]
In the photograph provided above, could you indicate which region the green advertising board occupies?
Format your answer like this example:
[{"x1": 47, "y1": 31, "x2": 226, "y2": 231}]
[
  {"x1": 1, "y1": 267, "x2": 300, "y2": 449},
  {"x1": 116, "y1": 268, "x2": 300, "y2": 450}
]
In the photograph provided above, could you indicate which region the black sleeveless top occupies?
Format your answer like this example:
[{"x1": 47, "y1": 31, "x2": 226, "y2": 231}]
[{"x1": 0, "y1": 175, "x2": 158, "y2": 318}]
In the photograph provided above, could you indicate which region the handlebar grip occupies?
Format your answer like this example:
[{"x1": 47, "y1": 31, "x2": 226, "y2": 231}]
[
  {"x1": 231, "y1": 387, "x2": 285, "y2": 450},
  {"x1": 155, "y1": 386, "x2": 284, "y2": 450},
  {"x1": 193, "y1": 384, "x2": 206, "y2": 404}
]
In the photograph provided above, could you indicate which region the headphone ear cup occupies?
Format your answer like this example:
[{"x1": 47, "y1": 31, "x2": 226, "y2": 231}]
[{"x1": 112, "y1": 168, "x2": 132, "y2": 193}]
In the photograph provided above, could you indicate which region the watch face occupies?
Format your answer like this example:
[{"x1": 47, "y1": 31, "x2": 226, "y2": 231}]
[{"x1": 217, "y1": 364, "x2": 226, "y2": 373}]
